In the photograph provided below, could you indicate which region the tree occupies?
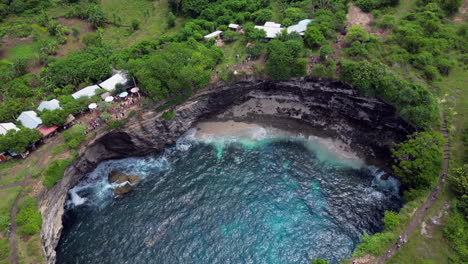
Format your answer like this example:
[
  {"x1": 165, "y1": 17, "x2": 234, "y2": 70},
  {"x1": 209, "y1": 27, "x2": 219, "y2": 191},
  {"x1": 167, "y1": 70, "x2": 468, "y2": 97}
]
[
  {"x1": 304, "y1": 26, "x2": 325, "y2": 48},
  {"x1": 449, "y1": 165, "x2": 468, "y2": 199},
  {"x1": 39, "y1": 109, "x2": 68, "y2": 127},
  {"x1": 82, "y1": 33, "x2": 102, "y2": 47},
  {"x1": 223, "y1": 30, "x2": 240, "y2": 42},
  {"x1": 0, "y1": 98, "x2": 29, "y2": 122},
  {"x1": 319, "y1": 44, "x2": 334, "y2": 59},
  {"x1": 392, "y1": 132, "x2": 444, "y2": 191},
  {"x1": 284, "y1": 7, "x2": 305, "y2": 23},
  {"x1": 86, "y1": 4, "x2": 107, "y2": 28},
  {"x1": 0, "y1": 128, "x2": 42, "y2": 153},
  {"x1": 440, "y1": 0, "x2": 463, "y2": 15},
  {"x1": 131, "y1": 19, "x2": 140, "y2": 31},
  {"x1": 167, "y1": 12, "x2": 176, "y2": 28},
  {"x1": 265, "y1": 40, "x2": 293, "y2": 80},
  {"x1": 244, "y1": 23, "x2": 267, "y2": 42},
  {"x1": 383, "y1": 211, "x2": 400, "y2": 231},
  {"x1": 252, "y1": 9, "x2": 273, "y2": 24}
]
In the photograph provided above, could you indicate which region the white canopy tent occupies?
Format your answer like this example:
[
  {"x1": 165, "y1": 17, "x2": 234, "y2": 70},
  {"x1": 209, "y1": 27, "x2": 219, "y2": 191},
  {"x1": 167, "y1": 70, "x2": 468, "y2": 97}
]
[
  {"x1": 99, "y1": 72, "x2": 128, "y2": 92},
  {"x1": 88, "y1": 103, "x2": 98, "y2": 110},
  {"x1": 72, "y1": 85, "x2": 101, "y2": 99},
  {"x1": 37, "y1": 99, "x2": 62, "y2": 111},
  {"x1": 16, "y1": 111, "x2": 43, "y2": 129},
  {"x1": 0, "y1": 123, "x2": 20, "y2": 135}
]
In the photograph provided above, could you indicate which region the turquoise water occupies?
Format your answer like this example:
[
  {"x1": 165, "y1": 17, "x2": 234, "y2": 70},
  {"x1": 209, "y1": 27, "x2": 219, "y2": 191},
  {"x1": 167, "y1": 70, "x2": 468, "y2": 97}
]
[{"x1": 56, "y1": 132, "x2": 401, "y2": 264}]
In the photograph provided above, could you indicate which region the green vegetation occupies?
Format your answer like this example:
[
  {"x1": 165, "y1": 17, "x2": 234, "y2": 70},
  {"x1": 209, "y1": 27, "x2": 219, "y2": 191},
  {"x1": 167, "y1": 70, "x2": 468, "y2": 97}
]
[
  {"x1": 127, "y1": 39, "x2": 222, "y2": 100},
  {"x1": 62, "y1": 124, "x2": 86, "y2": 150},
  {"x1": 311, "y1": 258, "x2": 328, "y2": 264},
  {"x1": 392, "y1": 132, "x2": 444, "y2": 195},
  {"x1": 340, "y1": 61, "x2": 439, "y2": 129},
  {"x1": 107, "y1": 120, "x2": 124, "y2": 129},
  {"x1": 0, "y1": 238, "x2": 9, "y2": 263},
  {"x1": 162, "y1": 109, "x2": 175, "y2": 120},
  {"x1": 0, "y1": 128, "x2": 42, "y2": 153},
  {"x1": 0, "y1": 187, "x2": 21, "y2": 233},
  {"x1": 0, "y1": 0, "x2": 466, "y2": 262},
  {"x1": 43, "y1": 158, "x2": 74, "y2": 189},
  {"x1": 16, "y1": 196, "x2": 42, "y2": 236}
]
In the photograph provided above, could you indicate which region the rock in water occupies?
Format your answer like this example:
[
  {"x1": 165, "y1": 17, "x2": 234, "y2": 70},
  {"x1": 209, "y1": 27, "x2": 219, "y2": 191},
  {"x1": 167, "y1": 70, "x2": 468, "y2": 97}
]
[
  {"x1": 115, "y1": 183, "x2": 133, "y2": 196},
  {"x1": 108, "y1": 170, "x2": 126, "y2": 183},
  {"x1": 108, "y1": 170, "x2": 140, "y2": 195}
]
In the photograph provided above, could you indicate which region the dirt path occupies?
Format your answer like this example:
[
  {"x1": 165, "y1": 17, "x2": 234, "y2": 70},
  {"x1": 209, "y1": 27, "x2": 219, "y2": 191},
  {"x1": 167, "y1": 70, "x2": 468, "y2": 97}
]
[{"x1": 352, "y1": 112, "x2": 450, "y2": 264}]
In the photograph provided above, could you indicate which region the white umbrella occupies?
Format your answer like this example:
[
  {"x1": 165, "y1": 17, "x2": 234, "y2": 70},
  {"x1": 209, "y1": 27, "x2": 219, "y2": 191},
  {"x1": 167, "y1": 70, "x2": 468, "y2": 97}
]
[
  {"x1": 130, "y1": 87, "x2": 139, "y2": 93},
  {"x1": 119, "y1": 92, "x2": 128, "y2": 98},
  {"x1": 88, "y1": 103, "x2": 98, "y2": 110},
  {"x1": 105, "y1": 96, "x2": 114, "y2": 103}
]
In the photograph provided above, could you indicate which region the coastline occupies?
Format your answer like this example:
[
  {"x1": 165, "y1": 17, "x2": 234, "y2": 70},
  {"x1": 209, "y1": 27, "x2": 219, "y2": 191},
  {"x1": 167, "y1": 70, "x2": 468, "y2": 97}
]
[
  {"x1": 40, "y1": 78, "x2": 415, "y2": 263},
  {"x1": 194, "y1": 120, "x2": 364, "y2": 165}
]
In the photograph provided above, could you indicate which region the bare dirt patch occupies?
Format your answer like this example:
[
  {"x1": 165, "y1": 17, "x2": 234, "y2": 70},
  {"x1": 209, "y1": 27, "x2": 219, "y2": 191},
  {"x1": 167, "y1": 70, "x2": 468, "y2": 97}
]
[
  {"x1": 0, "y1": 35, "x2": 34, "y2": 60},
  {"x1": 54, "y1": 18, "x2": 95, "y2": 58},
  {"x1": 346, "y1": 4, "x2": 389, "y2": 39}
]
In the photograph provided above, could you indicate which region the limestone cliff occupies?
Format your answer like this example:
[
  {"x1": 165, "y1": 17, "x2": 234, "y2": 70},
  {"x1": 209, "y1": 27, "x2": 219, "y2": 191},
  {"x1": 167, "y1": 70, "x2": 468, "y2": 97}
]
[{"x1": 40, "y1": 78, "x2": 415, "y2": 263}]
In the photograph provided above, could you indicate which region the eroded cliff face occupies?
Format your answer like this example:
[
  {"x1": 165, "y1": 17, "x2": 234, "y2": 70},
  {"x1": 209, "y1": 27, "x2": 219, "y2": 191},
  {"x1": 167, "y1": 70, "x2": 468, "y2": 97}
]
[{"x1": 40, "y1": 79, "x2": 415, "y2": 263}]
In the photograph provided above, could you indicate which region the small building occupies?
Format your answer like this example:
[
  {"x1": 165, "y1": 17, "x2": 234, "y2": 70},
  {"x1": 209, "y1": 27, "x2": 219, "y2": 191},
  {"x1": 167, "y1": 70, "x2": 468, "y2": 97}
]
[
  {"x1": 72, "y1": 85, "x2": 101, "y2": 99},
  {"x1": 16, "y1": 111, "x2": 42, "y2": 129},
  {"x1": 228, "y1": 24, "x2": 241, "y2": 31},
  {"x1": 0, "y1": 122, "x2": 20, "y2": 135},
  {"x1": 37, "y1": 99, "x2": 62, "y2": 111},
  {"x1": 99, "y1": 72, "x2": 128, "y2": 92},
  {"x1": 204, "y1": 31, "x2": 223, "y2": 41},
  {"x1": 287, "y1": 19, "x2": 312, "y2": 35},
  {"x1": 298, "y1": 19, "x2": 312, "y2": 25},
  {"x1": 254, "y1": 22, "x2": 284, "y2": 39},
  {"x1": 38, "y1": 125, "x2": 59, "y2": 138}
]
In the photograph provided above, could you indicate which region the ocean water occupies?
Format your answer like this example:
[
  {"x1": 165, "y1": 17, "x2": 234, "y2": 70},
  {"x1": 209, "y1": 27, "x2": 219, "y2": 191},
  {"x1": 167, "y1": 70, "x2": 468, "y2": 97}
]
[{"x1": 56, "y1": 129, "x2": 402, "y2": 264}]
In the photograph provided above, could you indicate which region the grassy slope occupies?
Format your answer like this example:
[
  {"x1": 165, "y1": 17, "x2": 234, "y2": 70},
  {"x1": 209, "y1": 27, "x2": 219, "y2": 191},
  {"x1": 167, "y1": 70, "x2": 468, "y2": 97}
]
[
  {"x1": 387, "y1": 190, "x2": 458, "y2": 264},
  {"x1": 0, "y1": 187, "x2": 22, "y2": 233},
  {"x1": 100, "y1": 0, "x2": 170, "y2": 48}
]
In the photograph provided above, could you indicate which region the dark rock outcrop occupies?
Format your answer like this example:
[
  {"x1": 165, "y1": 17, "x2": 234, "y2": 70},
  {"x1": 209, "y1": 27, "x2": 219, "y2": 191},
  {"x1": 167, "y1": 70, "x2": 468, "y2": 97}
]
[
  {"x1": 108, "y1": 170, "x2": 140, "y2": 195},
  {"x1": 40, "y1": 78, "x2": 415, "y2": 263}
]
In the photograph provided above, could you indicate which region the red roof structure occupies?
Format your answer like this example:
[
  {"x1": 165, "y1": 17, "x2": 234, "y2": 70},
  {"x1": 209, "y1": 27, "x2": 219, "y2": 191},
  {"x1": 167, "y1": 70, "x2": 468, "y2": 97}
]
[{"x1": 38, "y1": 126, "x2": 58, "y2": 137}]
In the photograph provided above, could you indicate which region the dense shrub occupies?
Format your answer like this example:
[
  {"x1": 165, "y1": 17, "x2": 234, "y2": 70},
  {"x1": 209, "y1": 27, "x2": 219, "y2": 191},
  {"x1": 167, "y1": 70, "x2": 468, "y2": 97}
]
[
  {"x1": 0, "y1": 238, "x2": 9, "y2": 262},
  {"x1": 265, "y1": 39, "x2": 306, "y2": 80},
  {"x1": 39, "y1": 109, "x2": 68, "y2": 127},
  {"x1": 16, "y1": 196, "x2": 42, "y2": 236},
  {"x1": 107, "y1": 120, "x2": 124, "y2": 128},
  {"x1": 444, "y1": 200, "x2": 468, "y2": 261},
  {"x1": 41, "y1": 47, "x2": 112, "y2": 90},
  {"x1": 382, "y1": 211, "x2": 400, "y2": 231},
  {"x1": 353, "y1": 232, "x2": 394, "y2": 257},
  {"x1": 355, "y1": 0, "x2": 399, "y2": 12},
  {"x1": 63, "y1": 124, "x2": 86, "y2": 149},
  {"x1": 127, "y1": 39, "x2": 222, "y2": 100},
  {"x1": 340, "y1": 61, "x2": 439, "y2": 129},
  {"x1": 0, "y1": 128, "x2": 42, "y2": 153},
  {"x1": 392, "y1": 132, "x2": 444, "y2": 192},
  {"x1": 44, "y1": 158, "x2": 74, "y2": 189},
  {"x1": 162, "y1": 109, "x2": 175, "y2": 120}
]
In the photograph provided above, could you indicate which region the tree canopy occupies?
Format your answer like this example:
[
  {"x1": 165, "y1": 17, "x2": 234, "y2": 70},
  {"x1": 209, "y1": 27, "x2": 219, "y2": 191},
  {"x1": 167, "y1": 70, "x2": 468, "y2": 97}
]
[
  {"x1": 127, "y1": 39, "x2": 222, "y2": 100},
  {"x1": 0, "y1": 128, "x2": 42, "y2": 153},
  {"x1": 392, "y1": 132, "x2": 444, "y2": 191}
]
